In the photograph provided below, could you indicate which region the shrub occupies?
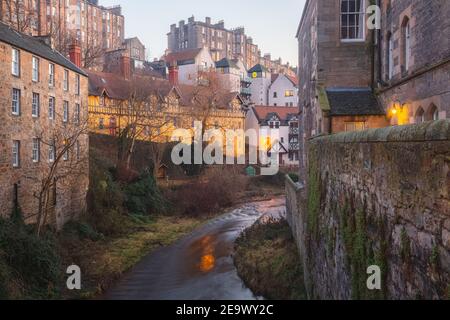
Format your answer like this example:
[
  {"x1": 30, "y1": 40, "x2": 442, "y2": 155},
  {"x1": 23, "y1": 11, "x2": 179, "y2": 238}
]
[
  {"x1": 0, "y1": 211, "x2": 61, "y2": 299},
  {"x1": 124, "y1": 170, "x2": 168, "y2": 216}
]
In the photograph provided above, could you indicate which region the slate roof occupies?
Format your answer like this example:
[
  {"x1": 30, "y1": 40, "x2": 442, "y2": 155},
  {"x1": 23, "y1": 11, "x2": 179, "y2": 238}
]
[
  {"x1": 87, "y1": 70, "x2": 178, "y2": 100},
  {"x1": 326, "y1": 88, "x2": 385, "y2": 116},
  {"x1": 248, "y1": 64, "x2": 268, "y2": 73},
  {"x1": 253, "y1": 106, "x2": 299, "y2": 126},
  {"x1": 0, "y1": 21, "x2": 86, "y2": 76},
  {"x1": 215, "y1": 58, "x2": 239, "y2": 69},
  {"x1": 177, "y1": 84, "x2": 243, "y2": 110}
]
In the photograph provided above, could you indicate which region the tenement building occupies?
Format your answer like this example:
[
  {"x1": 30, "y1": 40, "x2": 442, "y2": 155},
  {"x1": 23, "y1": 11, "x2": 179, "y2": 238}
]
[
  {"x1": 167, "y1": 16, "x2": 295, "y2": 74},
  {"x1": 0, "y1": 0, "x2": 125, "y2": 67},
  {"x1": 0, "y1": 22, "x2": 89, "y2": 229}
]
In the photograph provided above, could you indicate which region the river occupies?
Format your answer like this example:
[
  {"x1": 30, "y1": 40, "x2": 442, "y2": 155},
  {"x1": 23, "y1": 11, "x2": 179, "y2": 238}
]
[{"x1": 104, "y1": 197, "x2": 286, "y2": 300}]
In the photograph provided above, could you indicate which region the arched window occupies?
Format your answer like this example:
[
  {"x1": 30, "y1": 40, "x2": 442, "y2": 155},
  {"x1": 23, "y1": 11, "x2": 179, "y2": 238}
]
[
  {"x1": 401, "y1": 17, "x2": 411, "y2": 73},
  {"x1": 426, "y1": 104, "x2": 439, "y2": 121},
  {"x1": 387, "y1": 32, "x2": 394, "y2": 79},
  {"x1": 415, "y1": 107, "x2": 425, "y2": 123},
  {"x1": 425, "y1": 104, "x2": 438, "y2": 121}
]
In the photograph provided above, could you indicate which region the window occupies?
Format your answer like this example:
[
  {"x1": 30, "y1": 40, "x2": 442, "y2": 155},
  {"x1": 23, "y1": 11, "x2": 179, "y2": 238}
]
[
  {"x1": 345, "y1": 122, "x2": 366, "y2": 132},
  {"x1": 49, "y1": 97, "x2": 55, "y2": 119},
  {"x1": 32, "y1": 138, "x2": 40, "y2": 163},
  {"x1": 63, "y1": 70, "x2": 69, "y2": 91},
  {"x1": 387, "y1": 33, "x2": 394, "y2": 79},
  {"x1": 32, "y1": 93, "x2": 40, "y2": 117},
  {"x1": 49, "y1": 143, "x2": 55, "y2": 163},
  {"x1": 74, "y1": 103, "x2": 80, "y2": 124},
  {"x1": 401, "y1": 17, "x2": 411, "y2": 73},
  {"x1": 63, "y1": 101, "x2": 69, "y2": 123},
  {"x1": 12, "y1": 48, "x2": 20, "y2": 76},
  {"x1": 273, "y1": 92, "x2": 278, "y2": 98},
  {"x1": 76, "y1": 141, "x2": 81, "y2": 160},
  {"x1": 12, "y1": 141, "x2": 20, "y2": 167},
  {"x1": 49, "y1": 63, "x2": 55, "y2": 86},
  {"x1": 269, "y1": 121, "x2": 280, "y2": 129},
  {"x1": 75, "y1": 74, "x2": 80, "y2": 95},
  {"x1": 99, "y1": 118, "x2": 104, "y2": 129},
  {"x1": 63, "y1": 147, "x2": 69, "y2": 161},
  {"x1": 285, "y1": 90, "x2": 294, "y2": 97},
  {"x1": 415, "y1": 107, "x2": 425, "y2": 123},
  {"x1": 12, "y1": 88, "x2": 21, "y2": 115},
  {"x1": 32, "y1": 56, "x2": 39, "y2": 82},
  {"x1": 340, "y1": 0, "x2": 365, "y2": 41}
]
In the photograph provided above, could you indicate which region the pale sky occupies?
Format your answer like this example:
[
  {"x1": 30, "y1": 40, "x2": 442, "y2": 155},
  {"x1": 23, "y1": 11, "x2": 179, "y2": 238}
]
[{"x1": 100, "y1": 0, "x2": 306, "y2": 67}]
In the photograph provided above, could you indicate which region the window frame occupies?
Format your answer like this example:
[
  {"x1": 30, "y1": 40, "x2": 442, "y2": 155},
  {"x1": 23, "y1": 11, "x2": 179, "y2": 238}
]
[
  {"x1": 32, "y1": 138, "x2": 40, "y2": 163},
  {"x1": 63, "y1": 101, "x2": 69, "y2": 123},
  {"x1": 32, "y1": 92, "x2": 40, "y2": 118},
  {"x1": 11, "y1": 48, "x2": 20, "y2": 76},
  {"x1": 12, "y1": 88, "x2": 21, "y2": 116},
  {"x1": 48, "y1": 96, "x2": 55, "y2": 120},
  {"x1": 12, "y1": 140, "x2": 20, "y2": 168},
  {"x1": 63, "y1": 69, "x2": 69, "y2": 91},
  {"x1": 48, "y1": 63, "x2": 55, "y2": 87},
  {"x1": 340, "y1": 0, "x2": 366, "y2": 42},
  {"x1": 32, "y1": 56, "x2": 40, "y2": 82}
]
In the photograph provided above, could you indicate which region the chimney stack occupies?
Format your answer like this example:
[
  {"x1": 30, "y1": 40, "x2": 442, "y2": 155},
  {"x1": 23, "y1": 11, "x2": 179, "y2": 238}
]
[
  {"x1": 69, "y1": 41, "x2": 82, "y2": 68},
  {"x1": 168, "y1": 61, "x2": 179, "y2": 86},
  {"x1": 120, "y1": 56, "x2": 131, "y2": 80}
]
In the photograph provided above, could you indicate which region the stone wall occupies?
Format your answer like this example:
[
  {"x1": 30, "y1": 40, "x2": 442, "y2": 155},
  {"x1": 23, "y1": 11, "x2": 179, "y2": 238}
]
[{"x1": 286, "y1": 120, "x2": 450, "y2": 299}]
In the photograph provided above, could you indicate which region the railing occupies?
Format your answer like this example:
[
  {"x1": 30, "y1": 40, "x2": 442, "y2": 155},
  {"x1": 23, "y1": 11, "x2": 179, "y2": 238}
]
[
  {"x1": 289, "y1": 127, "x2": 299, "y2": 135},
  {"x1": 289, "y1": 143, "x2": 300, "y2": 151}
]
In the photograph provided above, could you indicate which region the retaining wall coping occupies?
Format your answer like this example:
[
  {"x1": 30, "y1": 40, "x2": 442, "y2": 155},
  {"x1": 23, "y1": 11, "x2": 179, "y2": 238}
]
[{"x1": 310, "y1": 120, "x2": 450, "y2": 144}]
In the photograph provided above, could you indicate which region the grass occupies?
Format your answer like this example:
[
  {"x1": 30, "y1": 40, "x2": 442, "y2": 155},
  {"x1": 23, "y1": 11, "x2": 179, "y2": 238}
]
[
  {"x1": 234, "y1": 218, "x2": 306, "y2": 300},
  {"x1": 60, "y1": 214, "x2": 211, "y2": 299}
]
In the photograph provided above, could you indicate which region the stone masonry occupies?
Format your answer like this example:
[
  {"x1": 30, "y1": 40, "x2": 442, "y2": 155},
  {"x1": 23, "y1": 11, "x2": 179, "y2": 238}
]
[{"x1": 286, "y1": 120, "x2": 450, "y2": 299}]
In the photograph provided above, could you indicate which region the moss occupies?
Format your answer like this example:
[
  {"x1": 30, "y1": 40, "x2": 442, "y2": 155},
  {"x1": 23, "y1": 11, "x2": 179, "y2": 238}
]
[
  {"x1": 306, "y1": 148, "x2": 321, "y2": 238},
  {"x1": 400, "y1": 227, "x2": 411, "y2": 263},
  {"x1": 430, "y1": 245, "x2": 440, "y2": 270}
]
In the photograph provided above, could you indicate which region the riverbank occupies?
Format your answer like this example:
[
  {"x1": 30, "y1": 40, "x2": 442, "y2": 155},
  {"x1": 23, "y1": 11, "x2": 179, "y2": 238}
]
[{"x1": 234, "y1": 218, "x2": 306, "y2": 300}]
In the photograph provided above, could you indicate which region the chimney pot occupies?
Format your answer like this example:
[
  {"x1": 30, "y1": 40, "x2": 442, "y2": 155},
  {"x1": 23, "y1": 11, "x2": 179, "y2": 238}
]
[
  {"x1": 120, "y1": 55, "x2": 131, "y2": 80},
  {"x1": 168, "y1": 61, "x2": 179, "y2": 86},
  {"x1": 69, "y1": 41, "x2": 82, "y2": 68}
]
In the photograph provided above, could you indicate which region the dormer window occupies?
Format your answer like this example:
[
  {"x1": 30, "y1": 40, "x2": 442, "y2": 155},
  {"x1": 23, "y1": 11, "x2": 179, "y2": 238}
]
[{"x1": 269, "y1": 120, "x2": 280, "y2": 129}]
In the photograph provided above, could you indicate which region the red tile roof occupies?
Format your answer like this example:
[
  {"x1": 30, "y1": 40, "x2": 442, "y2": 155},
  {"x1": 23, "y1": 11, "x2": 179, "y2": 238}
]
[{"x1": 253, "y1": 106, "x2": 299, "y2": 121}]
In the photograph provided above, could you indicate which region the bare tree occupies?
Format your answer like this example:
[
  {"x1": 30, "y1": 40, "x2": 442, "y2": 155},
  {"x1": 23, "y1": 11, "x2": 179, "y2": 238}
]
[
  {"x1": 29, "y1": 110, "x2": 89, "y2": 236},
  {"x1": 2, "y1": 0, "x2": 36, "y2": 33},
  {"x1": 116, "y1": 78, "x2": 172, "y2": 174}
]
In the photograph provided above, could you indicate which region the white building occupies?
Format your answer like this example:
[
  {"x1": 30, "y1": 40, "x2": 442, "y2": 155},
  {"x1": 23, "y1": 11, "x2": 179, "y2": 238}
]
[
  {"x1": 248, "y1": 64, "x2": 272, "y2": 105},
  {"x1": 215, "y1": 58, "x2": 252, "y2": 100},
  {"x1": 268, "y1": 74, "x2": 299, "y2": 107},
  {"x1": 165, "y1": 47, "x2": 215, "y2": 85},
  {"x1": 245, "y1": 106, "x2": 300, "y2": 167}
]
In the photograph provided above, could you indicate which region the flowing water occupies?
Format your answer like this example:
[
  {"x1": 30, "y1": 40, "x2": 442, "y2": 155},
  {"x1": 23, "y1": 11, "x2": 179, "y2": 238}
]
[{"x1": 104, "y1": 197, "x2": 286, "y2": 300}]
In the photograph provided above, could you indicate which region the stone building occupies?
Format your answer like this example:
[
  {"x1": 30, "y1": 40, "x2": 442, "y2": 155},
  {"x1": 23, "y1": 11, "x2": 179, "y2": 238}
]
[
  {"x1": 123, "y1": 37, "x2": 146, "y2": 69},
  {"x1": 248, "y1": 64, "x2": 272, "y2": 105},
  {"x1": 215, "y1": 58, "x2": 252, "y2": 100},
  {"x1": 87, "y1": 61, "x2": 246, "y2": 144},
  {"x1": 0, "y1": 0, "x2": 125, "y2": 66},
  {"x1": 377, "y1": 0, "x2": 450, "y2": 125},
  {"x1": 296, "y1": 0, "x2": 450, "y2": 167},
  {"x1": 0, "y1": 22, "x2": 89, "y2": 229}
]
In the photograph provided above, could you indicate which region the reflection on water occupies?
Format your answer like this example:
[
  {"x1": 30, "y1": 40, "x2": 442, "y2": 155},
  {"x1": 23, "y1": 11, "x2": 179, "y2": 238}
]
[
  {"x1": 196, "y1": 236, "x2": 216, "y2": 273},
  {"x1": 105, "y1": 197, "x2": 286, "y2": 300}
]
